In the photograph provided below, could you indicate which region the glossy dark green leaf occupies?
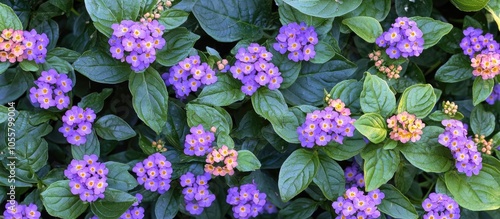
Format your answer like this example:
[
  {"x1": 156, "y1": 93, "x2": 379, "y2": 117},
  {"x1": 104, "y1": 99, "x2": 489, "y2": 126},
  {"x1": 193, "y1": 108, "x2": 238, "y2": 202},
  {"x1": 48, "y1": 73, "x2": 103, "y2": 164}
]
[
  {"x1": 378, "y1": 184, "x2": 419, "y2": 219},
  {"x1": 0, "y1": 70, "x2": 29, "y2": 105},
  {"x1": 84, "y1": 0, "x2": 140, "y2": 37},
  {"x1": 192, "y1": 0, "x2": 272, "y2": 42},
  {"x1": 41, "y1": 180, "x2": 89, "y2": 219},
  {"x1": 312, "y1": 153, "x2": 345, "y2": 200},
  {"x1": 186, "y1": 103, "x2": 232, "y2": 135},
  {"x1": 451, "y1": 0, "x2": 489, "y2": 11},
  {"x1": 74, "y1": 50, "x2": 132, "y2": 84},
  {"x1": 410, "y1": 16, "x2": 453, "y2": 49},
  {"x1": 156, "y1": 27, "x2": 200, "y2": 66},
  {"x1": 155, "y1": 188, "x2": 181, "y2": 219},
  {"x1": 342, "y1": 16, "x2": 382, "y2": 43},
  {"x1": 94, "y1": 115, "x2": 136, "y2": 141},
  {"x1": 195, "y1": 74, "x2": 245, "y2": 106},
  {"x1": 105, "y1": 161, "x2": 139, "y2": 191},
  {"x1": 344, "y1": 0, "x2": 391, "y2": 21},
  {"x1": 435, "y1": 54, "x2": 473, "y2": 83},
  {"x1": 71, "y1": 131, "x2": 100, "y2": 159},
  {"x1": 283, "y1": 0, "x2": 362, "y2": 18},
  {"x1": 329, "y1": 79, "x2": 363, "y2": 114},
  {"x1": 470, "y1": 104, "x2": 495, "y2": 136},
  {"x1": 361, "y1": 144, "x2": 399, "y2": 191},
  {"x1": 90, "y1": 188, "x2": 136, "y2": 219},
  {"x1": 360, "y1": 73, "x2": 396, "y2": 118},
  {"x1": 278, "y1": 198, "x2": 318, "y2": 219},
  {"x1": 278, "y1": 149, "x2": 319, "y2": 202},
  {"x1": 129, "y1": 68, "x2": 169, "y2": 134},
  {"x1": 396, "y1": 0, "x2": 432, "y2": 17},
  {"x1": 321, "y1": 130, "x2": 367, "y2": 161},
  {"x1": 159, "y1": 9, "x2": 189, "y2": 30},
  {"x1": 78, "y1": 88, "x2": 113, "y2": 114},
  {"x1": 236, "y1": 150, "x2": 261, "y2": 172},
  {"x1": 472, "y1": 77, "x2": 494, "y2": 106},
  {"x1": 278, "y1": 2, "x2": 334, "y2": 36}
]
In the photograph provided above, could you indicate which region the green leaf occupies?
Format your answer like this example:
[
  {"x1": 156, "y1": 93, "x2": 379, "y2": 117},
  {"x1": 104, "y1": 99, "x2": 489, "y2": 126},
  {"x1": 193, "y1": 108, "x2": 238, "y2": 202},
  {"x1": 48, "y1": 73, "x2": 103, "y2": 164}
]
[
  {"x1": 84, "y1": 0, "x2": 140, "y2": 37},
  {"x1": 0, "y1": 70, "x2": 29, "y2": 105},
  {"x1": 0, "y1": 62, "x2": 9, "y2": 75},
  {"x1": 321, "y1": 130, "x2": 367, "y2": 161},
  {"x1": 278, "y1": 2, "x2": 334, "y2": 36},
  {"x1": 428, "y1": 110, "x2": 464, "y2": 121},
  {"x1": 435, "y1": 54, "x2": 473, "y2": 83},
  {"x1": 329, "y1": 79, "x2": 363, "y2": 114},
  {"x1": 236, "y1": 150, "x2": 261, "y2": 172},
  {"x1": 90, "y1": 188, "x2": 136, "y2": 219},
  {"x1": 252, "y1": 89, "x2": 299, "y2": 143},
  {"x1": 94, "y1": 115, "x2": 136, "y2": 141},
  {"x1": 410, "y1": 16, "x2": 453, "y2": 49},
  {"x1": 360, "y1": 73, "x2": 396, "y2": 118},
  {"x1": 278, "y1": 149, "x2": 319, "y2": 202},
  {"x1": 342, "y1": 16, "x2": 382, "y2": 43},
  {"x1": 159, "y1": 9, "x2": 189, "y2": 30},
  {"x1": 361, "y1": 145, "x2": 400, "y2": 191},
  {"x1": 192, "y1": 0, "x2": 272, "y2": 42},
  {"x1": 41, "y1": 180, "x2": 89, "y2": 219},
  {"x1": 472, "y1": 78, "x2": 494, "y2": 106},
  {"x1": 283, "y1": 0, "x2": 362, "y2": 18},
  {"x1": 14, "y1": 111, "x2": 51, "y2": 173},
  {"x1": 344, "y1": 0, "x2": 391, "y2": 21},
  {"x1": 400, "y1": 126, "x2": 454, "y2": 172},
  {"x1": 312, "y1": 153, "x2": 345, "y2": 200},
  {"x1": 195, "y1": 74, "x2": 245, "y2": 106},
  {"x1": 0, "y1": 3, "x2": 23, "y2": 30},
  {"x1": 71, "y1": 131, "x2": 100, "y2": 159},
  {"x1": 397, "y1": 84, "x2": 436, "y2": 118},
  {"x1": 486, "y1": 0, "x2": 500, "y2": 30},
  {"x1": 47, "y1": 47, "x2": 81, "y2": 63},
  {"x1": 186, "y1": 103, "x2": 232, "y2": 137},
  {"x1": 309, "y1": 40, "x2": 336, "y2": 64},
  {"x1": 73, "y1": 50, "x2": 132, "y2": 84},
  {"x1": 282, "y1": 55, "x2": 357, "y2": 106},
  {"x1": 42, "y1": 55, "x2": 73, "y2": 73},
  {"x1": 156, "y1": 27, "x2": 200, "y2": 66},
  {"x1": 378, "y1": 184, "x2": 419, "y2": 219},
  {"x1": 163, "y1": 100, "x2": 189, "y2": 149},
  {"x1": 78, "y1": 88, "x2": 113, "y2": 114},
  {"x1": 269, "y1": 43, "x2": 301, "y2": 89},
  {"x1": 105, "y1": 161, "x2": 139, "y2": 191},
  {"x1": 0, "y1": 105, "x2": 8, "y2": 123},
  {"x1": 49, "y1": 0, "x2": 73, "y2": 12},
  {"x1": 394, "y1": 161, "x2": 418, "y2": 194},
  {"x1": 354, "y1": 113, "x2": 387, "y2": 144},
  {"x1": 395, "y1": 0, "x2": 432, "y2": 17},
  {"x1": 470, "y1": 104, "x2": 496, "y2": 136},
  {"x1": 129, "y1": 68, "x2": 169, "y2": 134},
  {"x1": 155, "y1": 188, "x2": 181, "y2": 219},
  {"x1": 278, "y1": 198, "x2": 318, "y2": 219},
  {"x1": 19, "y1": 60, "x2": 39, "y2": 72},
  {"x1": 451, "y1": 0, "x2": 489, "y2": 12},
  {"x1": 445, "y1": 164, "x2": 500, "y2": 211},
  {"x1": 387, "y1": 62, "x2": 426, "y2": 93},
  {"x1": 234, "y1": 111, "x2": 266, "y2": 139}
]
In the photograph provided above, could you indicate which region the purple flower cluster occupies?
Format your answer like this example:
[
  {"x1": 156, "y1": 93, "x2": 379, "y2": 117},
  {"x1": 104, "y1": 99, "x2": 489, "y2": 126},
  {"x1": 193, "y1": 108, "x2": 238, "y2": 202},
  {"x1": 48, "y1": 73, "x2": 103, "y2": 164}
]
[
  {"x1": 109, "y1": 20, "x2": 166, "y2": 72},
  {"x1": 64, "y1": 154, "x2": 108, "y2": 202},
  {"x1": 376, "y1": 17, "x2": 424, "y2": 59},
  {"x1": 296, "y1": 99, "x2": 355, "y2": 148},
  {"x1": 59, "y1": 106, "x2": 96, "y2": 146},
  {"x1": 486, "y1": 84, "x2": 500, "y2": 105},
  {"x1": 422, "y1": 193, "x2": 460, "y2": 219},
  {"x1": 332, "y1": 187, "x2": 385, "y2": 219},
  {"x1": 3, "y1": 201, "x2": 41, "y2": 219},
  {"x1": 132, "y1": 153, "x2": 173, "y2": 194},
  {"x1": 226, "y1": 183, "x2": 267, "y2": 219},
  {"x1": 120, "y1": 194, "x2": 145, "y2": 219},
  {"x1": 230, "y1": 43, "x2": 283, "y2": 95},
  {"x1": 344, "y1": 163, "x2": 365, "y2": 189},
  {"x1": 162, "y1": 55, "x2": 217, "y2": 98},
  {"x1": 184, "y1": 124, "x2": 215, "y2": 156},
  {"x1": 438, "y1": 119, "x2": 482, "y2": 176},
  {"x1": 29, "y1": 69, "x2": 73, "y2": 110},
  {"x1": 180, "y1": 172, "x2": 216, "y2": 215},
  {"x1": 460, "y1": 27, "x2": 500, "y2": 58},
  {"x1": 273, "y1": 22, "x2": 318, "y2": 62},
  {"x1": 0, "y1": 29, "x2": 49, "y2": 64}
]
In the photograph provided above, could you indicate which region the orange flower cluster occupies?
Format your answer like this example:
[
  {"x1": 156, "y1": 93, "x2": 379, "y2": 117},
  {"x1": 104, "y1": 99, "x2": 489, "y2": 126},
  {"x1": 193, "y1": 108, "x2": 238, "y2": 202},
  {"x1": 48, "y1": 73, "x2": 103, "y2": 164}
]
[
  {"x1": 204, "y1": 145, "x2": 238, "y2": 176},
  {"x1": 471, "y1": 52, "x2": 500, "y2": 80},
  {"x1": 387, "y1": 111, "x2": 425, "y2": 143}
]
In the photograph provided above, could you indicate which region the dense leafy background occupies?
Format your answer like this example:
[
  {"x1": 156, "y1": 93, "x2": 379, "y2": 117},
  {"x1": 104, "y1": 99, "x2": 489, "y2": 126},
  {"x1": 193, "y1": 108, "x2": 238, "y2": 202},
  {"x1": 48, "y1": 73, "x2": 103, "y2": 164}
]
[{"x1": 0, "y1": 0, "x2": 500, "y2": 219}]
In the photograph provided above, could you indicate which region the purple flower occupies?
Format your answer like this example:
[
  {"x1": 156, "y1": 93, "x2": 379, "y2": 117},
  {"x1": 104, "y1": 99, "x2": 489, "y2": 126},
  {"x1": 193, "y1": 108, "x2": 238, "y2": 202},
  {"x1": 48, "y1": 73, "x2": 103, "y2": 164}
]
[
  {"x1": 29, "y1": 69, "x2": 73, "y2": 110},
  {"x1": 227, "y1": 183, "x2": 267, "y2": 219},
  {"x1": 377, "y1": 17, "x2": 424, "y2": 59},
  {"x1": 273, "y1": 22, "x2": 318, "y2": 62},
  {"x1": 65, "y1": 155, "x2": 108, "y2": 202},
  {"x1": 3, "y1": 201, "x2": 41, "y2": 219},
  {"x1": 133, "y1": 153, "x2": 172, "y2": 194},
  {"x1": 332, "y1": 186, "x2": 384, "y2": 219},
  {"x1": 180, "y1": 172, "x2": 215, "y2": 215},
  {"x1": 422, "y1": 193, "x2": 460, "y2": 219},
  {"x1": 486, "y1": 84, "x2": 500, "y2": 105},
  {"x1": 60, "y1": 106, "x2": 95, "y2": 146}
]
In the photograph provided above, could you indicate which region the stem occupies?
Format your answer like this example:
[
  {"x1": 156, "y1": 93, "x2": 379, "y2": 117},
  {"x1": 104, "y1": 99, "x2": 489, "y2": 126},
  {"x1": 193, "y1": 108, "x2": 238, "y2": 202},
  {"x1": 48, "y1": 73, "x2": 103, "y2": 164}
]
[
  {"x1": 71, "y1": 8, "x2": 81, "y2": 16},
  {"x1": 423, "y1": 180, "x2": 437, "y2": 200}
]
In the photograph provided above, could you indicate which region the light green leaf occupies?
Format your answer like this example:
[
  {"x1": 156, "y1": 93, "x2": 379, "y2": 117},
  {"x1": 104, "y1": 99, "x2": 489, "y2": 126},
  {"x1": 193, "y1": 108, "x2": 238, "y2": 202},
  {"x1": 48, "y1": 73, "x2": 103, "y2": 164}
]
[
  {"x1": 397, "y1": 84, "x2": 436, "y2": 118},
  {"x1": 236, "y1": 150, "x2": 261, "y2": 172},
  {"x1": 159, "y1": 9, "x2": 189, "y2": 30},
  {"x1": 362, "y1": 144, "x2": 399, "y2": 191},
  {"x1": 435, "y1": 54, "x2": 473, "y2": 83},
  {"x1": 470, "y1": 104, "x2": 496, "y2": 136},
  {"x1": 354, "y1": 113, "x2": 387, "y2": 144},
  {"x1": 451, "y1": 0, "x2": 489, "y2": 11},
  {"x1": 90, "y1": 188, "x2": 136, "y2": 219},
  {"x1": 360, "y1": 73, "x2": 396, "y2": 118},
  {"x1": 378, "y1": 184, "x2": 419, "y2": 219},
  {"x1": 0, "y1": 3, "x2": 23, "y2": 30},
  {"x1": 342, "y1": 16, "x2": 382, "y2": 43},
  {"x1": 472, "y1": 77, "x2": 494, "y2": 106},
  {"x1": 195, "y1": 74, "x2": 245, "y2": 106},
  {"x1": 278, "y1": 149, "x2": 319, "y2": 202},
  {"x1": 312, "y1": 153, "x2": 345, "y2": 200},
  {"x1": 84, "y1": 0, "x2": 140, "y2": 37},
  {"x1": 156, "y1": 28, "x2": 200, "y2": 66},
  {"x1": 410, "y1": 16, "x2": 453, "y2": 49},
  {"x1": 73, "y1": 50, "x2": 132, "y2": 84},
  {"x1": 41, "y1": 180, "x2": 89, "y2": 219},
  {"x1": 283, "y1": 0, "x2": 362, "y2": 18}
]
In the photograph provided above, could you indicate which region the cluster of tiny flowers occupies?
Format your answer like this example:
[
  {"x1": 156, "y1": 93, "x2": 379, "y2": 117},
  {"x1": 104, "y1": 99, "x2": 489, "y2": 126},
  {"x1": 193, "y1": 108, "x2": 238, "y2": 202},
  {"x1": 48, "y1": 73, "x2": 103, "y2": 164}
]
[
  {"x1": 151, "y1": 140, "x2": 168, "y2": 152},
  {"x1": 0, "y1": 29, "x2": 48, "y2": 64},
  {"x1": 474, "y1": 134, "x2": 494, "y2": 155},
  {"x1": 460, "y1": 27, "x2": 500, "y2": 58},
  {"x1": 297, "y1": 99, "x2": 355, "y2": 148},
  {"x1": 59, "y1": 106, "x2": 96, "y2": 146},
  {"x1": 141, "y1": 0, "x2": 173, "y2": 23},
  {"x1": 132, "y1": 153, "x2": 173, "y2": 194},
  {"x1": 368, "y1": 50, "x2": 403, "y2": 79},
  {"x1": 344, "y1": 163, "x2": 365, "y2": 189},
  {"x1": 438, "y1": 119, "x2": 482, "y2": 176},
  {"x1": 205, "y1": 145, "x2": 238, "y2": 176},
  {"x1": 422, "y1": 193, "x2": 460, "y2": 219},
  {"x1": 470, "y1": 52, "x2": 500, "y2": 80},
  {"x1": 3, "y1": 201, "x2": 41, "y2": 219},
  {"x1": 227, "y1": 183, "x2": 267, "y2": 219},
  {"x1": 216, "y1": 59, "x2": 230, "y2": 72},
  {"x1": 162, "y1": 55, "x2": 217, "y2": 98},
  {"x1": 230, "y1": 43, "x2": 282, "y2": 95},
  {"x1": 376, "y1": 17, "x2": 424, "y2": 59},
  {"x1": 180, "y1": 172, "x2": 216, "y2": 215},
  {"x1": 184, "y1": 124, "x2": 215, "y2": 156},
  {"x1": 109, "y1": 19, "x2": 166, "y2": 72},
  {"x1": 64, "y1": 155, "x2": 108, "y2": 202},
  {"x1": 120, "y1": 194, "x2": 145, "y2": 219},
  {"x1": 486, "y1": 84, "x2": 500, "y2": 105},
  {"x1": 442, "y1": 101, "x2": 458, "y2": 117},
  {"x1": 387, "y1": 111, "x2": 425, "y2": 143},
  {"x1": 29, "y1": 69, "x2": 73, "y2": 110},
  {"x1": 332, "y1": 187, "x2": 385, "y2": 219},
  {"x1": 273, "y1": 22, "x2": 318, "y2": 62}
]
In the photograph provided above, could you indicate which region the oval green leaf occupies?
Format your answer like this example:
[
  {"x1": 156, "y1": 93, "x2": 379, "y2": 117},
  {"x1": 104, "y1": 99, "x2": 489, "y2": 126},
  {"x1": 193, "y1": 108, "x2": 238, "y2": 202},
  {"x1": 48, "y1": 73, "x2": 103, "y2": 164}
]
[
  {"x1": 354, "y1": 113, "x2": 387, "y2": 144},
  {"x1": 342, "y1": 16, "x2": 382, "y2": 43},
  {"x1": 278, "y1": 149, "x2": 319, "y2": 202},
  {"x1": 397, "y1": 84, "x2": 436, "y2": 118}
]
